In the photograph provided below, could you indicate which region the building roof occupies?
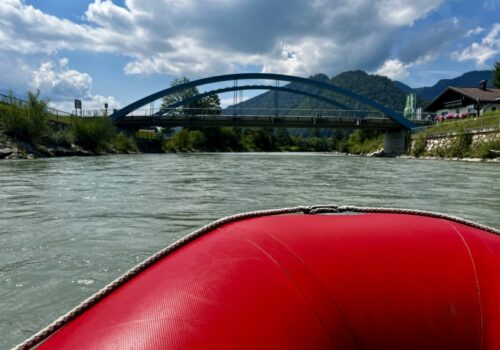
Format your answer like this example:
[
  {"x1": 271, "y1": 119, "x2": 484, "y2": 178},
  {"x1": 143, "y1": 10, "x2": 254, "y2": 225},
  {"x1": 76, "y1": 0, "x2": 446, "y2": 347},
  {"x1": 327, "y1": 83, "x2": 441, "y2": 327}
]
[
  {"x1": 450, "y1": 87, "x2": 500, "y2": 102},
  {"x1": 425, "y1": 86, "x2": 500, "y2": 112}
]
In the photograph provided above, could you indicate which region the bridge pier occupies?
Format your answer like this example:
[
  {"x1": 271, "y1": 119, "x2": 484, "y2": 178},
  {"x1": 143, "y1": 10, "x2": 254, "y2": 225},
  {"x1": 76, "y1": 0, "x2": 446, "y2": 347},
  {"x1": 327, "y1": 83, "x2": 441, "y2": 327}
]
[{"x1": 383, "y1": 130, "x2": 407, "y2": 156}]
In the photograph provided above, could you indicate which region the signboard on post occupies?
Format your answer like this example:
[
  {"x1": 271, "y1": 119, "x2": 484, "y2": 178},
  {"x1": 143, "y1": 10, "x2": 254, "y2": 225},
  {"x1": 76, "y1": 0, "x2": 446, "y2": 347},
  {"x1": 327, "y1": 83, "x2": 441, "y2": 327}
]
[
  {"x1": 74, "y1": 99, "x2": 82, "y2": 117},
  {"x1": 74, "y1": 99, "x2": 82, "y2": 110}
]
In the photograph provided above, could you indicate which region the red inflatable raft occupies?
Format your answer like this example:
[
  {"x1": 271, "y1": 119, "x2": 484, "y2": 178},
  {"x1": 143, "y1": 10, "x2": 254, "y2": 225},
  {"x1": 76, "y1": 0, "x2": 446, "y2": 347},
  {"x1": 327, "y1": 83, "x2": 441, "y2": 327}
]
[{"x1": 18, "y1": 206, "x2": 500, "y2": 350}]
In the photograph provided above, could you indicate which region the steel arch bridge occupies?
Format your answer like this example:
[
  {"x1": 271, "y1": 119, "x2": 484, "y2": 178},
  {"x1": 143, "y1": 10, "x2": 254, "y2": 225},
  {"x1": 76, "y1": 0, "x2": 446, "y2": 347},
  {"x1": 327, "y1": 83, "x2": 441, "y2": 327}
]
[{"x1": 110, "y1": 73, "x2": 415, "y2": 130}]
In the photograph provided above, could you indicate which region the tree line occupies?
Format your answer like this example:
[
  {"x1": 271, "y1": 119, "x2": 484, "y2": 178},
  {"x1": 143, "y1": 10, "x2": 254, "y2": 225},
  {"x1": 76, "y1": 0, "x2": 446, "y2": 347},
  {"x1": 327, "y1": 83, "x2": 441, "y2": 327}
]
[{"x1": 159, "y1": 77, "x2": 383, "y2": 154}]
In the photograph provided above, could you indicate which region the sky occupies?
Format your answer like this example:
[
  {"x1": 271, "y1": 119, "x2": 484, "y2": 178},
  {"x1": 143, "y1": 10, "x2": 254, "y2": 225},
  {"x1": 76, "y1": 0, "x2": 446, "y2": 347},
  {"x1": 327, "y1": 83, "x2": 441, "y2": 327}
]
[{"x1": 0, "y1": 0, "x2": 498, "y2": 111}]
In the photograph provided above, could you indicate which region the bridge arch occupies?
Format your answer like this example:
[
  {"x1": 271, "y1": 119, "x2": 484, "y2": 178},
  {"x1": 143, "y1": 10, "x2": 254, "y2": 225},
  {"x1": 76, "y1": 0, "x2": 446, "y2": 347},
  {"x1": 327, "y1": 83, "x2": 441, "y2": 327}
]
[
  {"x1": 111, "y1": 73, "x2": 414, "y2": 129},
  {"x1": 157, "y1": 84, "x2": 353, "y2": 114}
]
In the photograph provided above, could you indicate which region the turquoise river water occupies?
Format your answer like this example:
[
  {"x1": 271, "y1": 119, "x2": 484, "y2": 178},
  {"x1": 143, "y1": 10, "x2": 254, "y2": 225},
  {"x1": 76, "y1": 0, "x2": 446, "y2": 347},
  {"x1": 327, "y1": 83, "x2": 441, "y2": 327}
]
[{"x1": 1, "y1": 153, "x2": 499, "y2": 348}]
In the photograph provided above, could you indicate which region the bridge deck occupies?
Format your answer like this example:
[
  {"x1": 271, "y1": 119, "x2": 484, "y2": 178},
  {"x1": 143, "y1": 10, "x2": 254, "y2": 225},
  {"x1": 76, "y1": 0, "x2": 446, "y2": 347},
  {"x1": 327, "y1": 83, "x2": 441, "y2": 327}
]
[{"x1": 116, "y1": 115, "x2": 403, "y2": 131}]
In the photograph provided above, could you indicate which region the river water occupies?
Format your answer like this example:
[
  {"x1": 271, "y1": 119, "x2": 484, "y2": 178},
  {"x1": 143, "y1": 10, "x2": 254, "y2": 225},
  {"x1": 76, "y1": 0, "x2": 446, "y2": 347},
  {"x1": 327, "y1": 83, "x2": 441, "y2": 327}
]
[{"x1": 1, "y1": 153, "x2": 499, "y2": 348}]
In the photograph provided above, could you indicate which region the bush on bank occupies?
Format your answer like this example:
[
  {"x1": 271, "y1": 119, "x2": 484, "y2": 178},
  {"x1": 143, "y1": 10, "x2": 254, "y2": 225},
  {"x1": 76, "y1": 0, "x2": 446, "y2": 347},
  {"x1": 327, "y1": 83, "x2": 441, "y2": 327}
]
[
  {"x1": 72, "y1": 117, "x2": 138, "y2": 153},
  {"x1": 163, "y1": 127, "x2": 383, "y2": 154},
  {"x1": 468, "y1": 139, "x2": 500, "y2": 159},
  {"x1": 0, "y1": 93, "x2": 138, "y2": 155},
  {"x1": 112, "y1": 132, "x2": 138, "y2": 153},
  {"x1": 345, "y1": 130, "x2": 383, "y2": 154},
  {"x1": 0, "y1": 92, "x2": 49, "y2": 142},
  {"x1": 411, "y1": 133, "x2": 427, "y2": 157},
  {"x1": 444, "y1": 131, "x2": 472, "y2": 158},
  {"x1": 411, "y1": 130, "x2": 499, "y2": 159},
  {"x1": 71, "y1": 117, "x2": 116, "y2": 152}
]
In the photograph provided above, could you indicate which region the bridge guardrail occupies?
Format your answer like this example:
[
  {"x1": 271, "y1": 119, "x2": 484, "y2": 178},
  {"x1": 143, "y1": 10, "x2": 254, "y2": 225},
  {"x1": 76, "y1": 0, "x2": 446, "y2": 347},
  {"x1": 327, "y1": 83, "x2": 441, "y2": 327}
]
[
  {"x1": 118, "y1": 107, "x2": 388, "y2": 119},
  {"x1": 0, "y1": 93, "x2": 72, "y2": 117}
]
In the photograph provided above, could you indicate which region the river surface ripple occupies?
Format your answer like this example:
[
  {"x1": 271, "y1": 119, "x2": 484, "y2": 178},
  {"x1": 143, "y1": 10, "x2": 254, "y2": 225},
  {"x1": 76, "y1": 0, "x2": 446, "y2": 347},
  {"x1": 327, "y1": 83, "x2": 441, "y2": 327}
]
[{"x1": 1, "y1": 153, "x2": 499, "y2": 348}]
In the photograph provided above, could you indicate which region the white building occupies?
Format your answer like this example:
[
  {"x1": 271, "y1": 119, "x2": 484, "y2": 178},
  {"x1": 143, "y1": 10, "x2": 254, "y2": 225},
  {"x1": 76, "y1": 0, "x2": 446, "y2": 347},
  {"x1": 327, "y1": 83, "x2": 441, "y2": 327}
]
[{"x1": 425, "y1": 83, "x2": 500, "y2": 117}]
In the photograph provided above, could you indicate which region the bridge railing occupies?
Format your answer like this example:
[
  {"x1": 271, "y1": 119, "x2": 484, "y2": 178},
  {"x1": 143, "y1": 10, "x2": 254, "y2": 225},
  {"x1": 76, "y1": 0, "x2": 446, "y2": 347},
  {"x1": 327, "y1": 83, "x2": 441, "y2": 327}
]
[
  {"x1": 123, "y1": 114, "x2": 396, "y2": 124},
  {"x1": 0, "y1": 93, "x2": 72, "y2": 117},
  {"x1": 72, "y1": 109, "x2": 113, "y2": 118},
  {"x1": 119, "y1": 107, "x2": 388, "y2": 119}
]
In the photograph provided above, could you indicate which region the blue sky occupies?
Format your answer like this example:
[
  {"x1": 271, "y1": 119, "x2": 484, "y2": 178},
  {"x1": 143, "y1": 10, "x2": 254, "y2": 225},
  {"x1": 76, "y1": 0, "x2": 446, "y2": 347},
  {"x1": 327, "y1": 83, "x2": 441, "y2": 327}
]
[{"x1": 0, "y1": 0, "x2": 498, "y2": 110}]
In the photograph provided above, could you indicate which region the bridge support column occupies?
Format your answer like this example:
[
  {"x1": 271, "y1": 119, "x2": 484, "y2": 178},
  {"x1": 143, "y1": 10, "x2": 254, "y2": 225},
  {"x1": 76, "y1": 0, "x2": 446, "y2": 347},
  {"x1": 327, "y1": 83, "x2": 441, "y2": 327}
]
[{"x1": 383, "y1": 130, "x2": 407, "y2": 156}]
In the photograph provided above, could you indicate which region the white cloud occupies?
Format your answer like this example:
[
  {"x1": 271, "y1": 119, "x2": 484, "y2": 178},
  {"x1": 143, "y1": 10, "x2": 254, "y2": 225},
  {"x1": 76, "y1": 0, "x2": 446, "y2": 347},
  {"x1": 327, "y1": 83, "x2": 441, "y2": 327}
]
[
  {"x1": 465, "y1": 26, "x2": 485, "y2": 37},
  {"x1": 0, "y1": 0, "x2": 96, "y2": 54},
  {"x1": 376, "y1": 0, "x2": 445, "y2": 26},
  {"x1": 452, "y1": 23, "x2": 500, "y2": 67},
  {"x1": 32, "y1": 60, "x2": 92, "y2": 100},
  {"x1": 30, "y1": 58, "x2": 120, "y2": 111},
  {"x1": 0, "y1": 0, "x2": 446, "y2": 79},
  {"x1": 374, "y1": 59, "x2": 410, "y2": 80}
]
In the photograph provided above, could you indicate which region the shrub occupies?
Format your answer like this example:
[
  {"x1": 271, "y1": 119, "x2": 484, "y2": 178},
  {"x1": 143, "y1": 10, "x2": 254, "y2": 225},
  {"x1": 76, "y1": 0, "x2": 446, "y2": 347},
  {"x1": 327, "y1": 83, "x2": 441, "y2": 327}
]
[
  {"x1": 469, "y1": 138, "x2": 500, "y2": 159},
  {"x1": 49, "y1": 129, "x2": 75, "y2": 147},
  {"x1": 0, "y1": 91, "x2": 49, "y2": 142},
  {"x1": 163, "y1": 128, "x2": 190, "y2": 151},
  {"x1": 242, "y1": 128, "x2": 275, "y2": 151},
  {"x1": 112, "y1": 132, "x2": 138, "y2": 153},
  {"x1": 72, "y1": 117, "x2": 116, "y2": 151},
  {"x1": 345, "y1": 130, "x2": 383, "y2": 154},
  {"x1": 411, "y1": 133, "x2": 427, "y2": 157},
  {"x1": 431, "y1": 146, "x2": 447, "y2": 158},
  {"x1": 187, "y1": 130, "x2": 206, "y2": 150},
  {"x1": 444, "y1": 129, "x2": 472, "y2": 158}
]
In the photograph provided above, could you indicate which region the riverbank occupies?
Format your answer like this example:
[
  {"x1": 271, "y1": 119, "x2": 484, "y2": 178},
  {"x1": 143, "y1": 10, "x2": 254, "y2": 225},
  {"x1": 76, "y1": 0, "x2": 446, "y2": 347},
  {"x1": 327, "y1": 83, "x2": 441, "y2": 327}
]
[
  {"x1": 409, "y1": 128, "x2": 500, "y2": 161},
  {"x1": 408, "y1": 114, "x2": 500, "y2": 161},
  {"x1": 0, "y1": 93, "x2": 139, "y2": 160},
  {"x1": 0, "y1": 126, "x2": 139, "y2": 160}
]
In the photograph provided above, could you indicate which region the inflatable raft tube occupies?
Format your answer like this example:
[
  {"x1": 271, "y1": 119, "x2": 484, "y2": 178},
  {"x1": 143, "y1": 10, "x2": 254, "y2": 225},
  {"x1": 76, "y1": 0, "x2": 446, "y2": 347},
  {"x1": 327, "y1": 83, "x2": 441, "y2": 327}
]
[{"x1": 16, "y1": 206, "x2": 500, "y2": 350}]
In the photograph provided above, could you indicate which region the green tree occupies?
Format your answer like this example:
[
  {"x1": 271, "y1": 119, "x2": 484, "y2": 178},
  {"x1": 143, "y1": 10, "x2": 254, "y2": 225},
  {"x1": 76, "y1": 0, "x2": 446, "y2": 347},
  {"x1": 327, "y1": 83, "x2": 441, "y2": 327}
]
[
  {"x1": 493, "y1": 61, "x2": 500, "y2": 88},
  {"x1": 275, "y1": 128, "x2": 292, "y2": 149},
  {"x1": 160, "y1": 77, "x2": 221, "y2": 116}
]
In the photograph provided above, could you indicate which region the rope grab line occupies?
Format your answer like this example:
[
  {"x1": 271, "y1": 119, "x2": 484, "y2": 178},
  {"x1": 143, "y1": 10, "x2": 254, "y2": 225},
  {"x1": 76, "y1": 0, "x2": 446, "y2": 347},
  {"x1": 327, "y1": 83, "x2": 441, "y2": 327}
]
[{"x1": 14, "y1": 205, "x2": 499, "y2": 350}]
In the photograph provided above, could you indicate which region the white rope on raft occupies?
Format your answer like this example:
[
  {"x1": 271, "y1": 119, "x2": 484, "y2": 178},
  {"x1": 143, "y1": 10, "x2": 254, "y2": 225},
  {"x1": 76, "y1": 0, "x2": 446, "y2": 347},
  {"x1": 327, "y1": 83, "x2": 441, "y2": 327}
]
[{"x1": 14, "y1": 205, "x2": 500, "y2": 350}]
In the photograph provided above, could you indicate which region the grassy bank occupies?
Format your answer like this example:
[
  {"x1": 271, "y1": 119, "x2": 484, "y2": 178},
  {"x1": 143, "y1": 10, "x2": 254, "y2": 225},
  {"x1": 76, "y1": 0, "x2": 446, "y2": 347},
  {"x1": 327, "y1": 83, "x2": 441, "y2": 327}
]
[
  {"x1": 411, "y1": 114, "x2": 500, "y2": 159},
  {"x1": 0, "y1": 94, "x2": 137, "y2": 159},
  {"x1": 421, "y1": 113, "x2": 500, "y2": 134}
]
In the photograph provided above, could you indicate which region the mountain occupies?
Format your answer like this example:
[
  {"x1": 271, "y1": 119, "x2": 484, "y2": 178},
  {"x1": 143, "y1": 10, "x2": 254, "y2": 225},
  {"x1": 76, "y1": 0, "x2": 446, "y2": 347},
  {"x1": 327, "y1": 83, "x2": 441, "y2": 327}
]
[
  {"x1": 393, "y1": 81, "x2": 415, "y2": 95},
  {"x1": 222, "y1": 70, "x2": 494, "y2": 117},
  {"x1": 329, "y1": 70, "x2": 416, "y2": 111},
  {"x1": 413, "y1": 70, "x2": 493, "y2": 101},
  {"x1": 225, "y1": 70, "x2": 415, "y2": 116}
]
